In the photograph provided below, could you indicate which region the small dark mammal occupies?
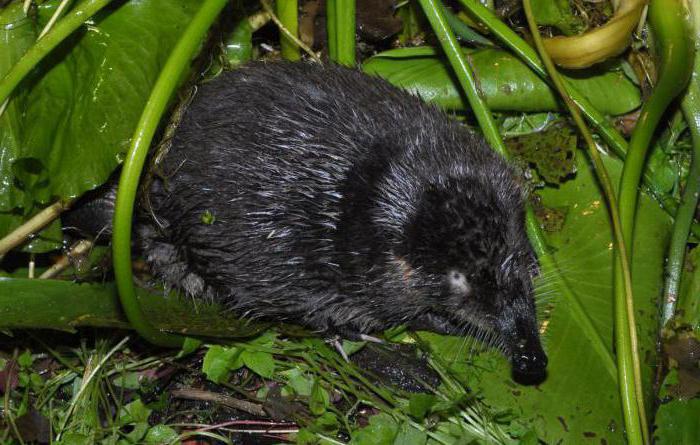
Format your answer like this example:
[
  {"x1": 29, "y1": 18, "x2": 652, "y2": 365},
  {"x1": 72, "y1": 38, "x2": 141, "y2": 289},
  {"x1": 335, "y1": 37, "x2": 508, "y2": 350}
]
[{"x1": 67, "y1": 62, "x2": 547, "y2": 382}]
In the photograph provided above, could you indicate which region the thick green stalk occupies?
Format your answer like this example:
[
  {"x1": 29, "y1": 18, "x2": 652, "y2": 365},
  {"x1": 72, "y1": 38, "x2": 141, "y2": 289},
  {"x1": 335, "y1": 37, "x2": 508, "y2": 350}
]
[
  {"x1": 329, "y1": 0, "x2": 355, "y2": 65},
  {"x1": 276, "y1": 0, "x2": 300, "y2": 61},
  {"x1": 416, "y1": 0, "x2": 617, "y2": 381},
  {"x1": 417, "y1": 0, "x2": 502, "y2": 153},
  {"x1": 112, "y1": 0, "x2": 229, "y2": 348},
  {"x1": 618, "y1": 0, "x2": 693, "y2": 258},
  {"x1": 326, "y1": 0, "x2": 337, "y2": 60},
  {"x1": 522, "y1": 1, "x2": 647, "y2": 443},
  {"x1": 458, "y1": 0, "x2": 700, "y2": 238},
  {"x1": 0, "y1": 0, "x2": 113, "y2": 104},
  {"x1": 662, "y1": 0, "x2": 700, "y2": 325}
]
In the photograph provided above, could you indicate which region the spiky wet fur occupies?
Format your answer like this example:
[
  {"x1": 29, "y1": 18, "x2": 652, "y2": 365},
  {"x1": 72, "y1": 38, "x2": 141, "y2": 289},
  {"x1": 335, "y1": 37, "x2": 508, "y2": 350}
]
[{"x1": 135, "y1": 62, "x2": 544, "y2": 372}]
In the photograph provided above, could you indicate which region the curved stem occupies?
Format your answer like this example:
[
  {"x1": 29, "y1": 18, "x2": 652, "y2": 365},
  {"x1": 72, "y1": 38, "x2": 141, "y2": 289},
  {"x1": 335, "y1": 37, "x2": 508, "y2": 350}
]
[
  {"x1": 457, "y1": 0, "x2": 700, "y2": 239},
  {"x1": 417, "y1": 0, "x2": 617, "y2": 382},
  {"x1": 662, "y1": 0, "x2": 700, "y2": 325},
  {"x1": 522, "y1": 1, "x2": 647, "y2": 443},
  {"x1": 0, "y1": 0, "x2": 113, "y2": 105},
  {"x1": 112, "y1": 0, "x2": 229, "y2": 348}
]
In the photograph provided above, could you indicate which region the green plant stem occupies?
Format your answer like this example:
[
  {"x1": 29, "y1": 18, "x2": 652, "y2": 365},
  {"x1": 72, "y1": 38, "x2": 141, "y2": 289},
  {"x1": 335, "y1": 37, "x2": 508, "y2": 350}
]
[
  {"x1": 326, "y1": 0, "x2": 337, "y2": 60},
  {"x1": 619, "y1": 0, "x2": 693, "y2": 261},
  {"x1": 275, "y1": 0, "x2": 300, "y2": 61},
  {"x1": 416, "y1": 0, "x2": 617, "y2": 382},
  {"x1": 417, "y1": 0, "x2": 501, "y2": 152},
  {"x1": 112, "y1": 0, "x2": 229, "y2": 348},
  {"x1": 614, "y1": 1, "x2": 692, "y2": 432},
  {"x1": 441, "y1": 2, "x2": 494, "y2": 47},
  {"x1": 662, "y1": 0, "x2": 700, "y2": 326},
  {"x1": 521, "y1": 1, "x2": 647, "y2": 443},
  {"x1": 328, "y1": 0, "x2": 355, "y2": 65},
  {"x1": 0, "y1": 0, "x2": 112, "y2": 104},
  {"x1": 458, "y1": 0, "x2": 700, "y2": 239}
]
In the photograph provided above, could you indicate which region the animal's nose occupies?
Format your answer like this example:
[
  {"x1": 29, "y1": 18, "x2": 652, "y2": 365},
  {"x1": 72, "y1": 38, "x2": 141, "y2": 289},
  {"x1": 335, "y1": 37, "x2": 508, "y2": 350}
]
[{"x1": 511, "y1": 339, "x2": 548, "y2": 384}]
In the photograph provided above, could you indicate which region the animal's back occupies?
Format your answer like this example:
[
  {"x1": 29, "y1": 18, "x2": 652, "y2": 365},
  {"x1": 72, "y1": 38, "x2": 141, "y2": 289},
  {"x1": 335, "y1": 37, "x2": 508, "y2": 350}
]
[{"x1": 144, "y1": 61, "x2": 506, "y2": 332}]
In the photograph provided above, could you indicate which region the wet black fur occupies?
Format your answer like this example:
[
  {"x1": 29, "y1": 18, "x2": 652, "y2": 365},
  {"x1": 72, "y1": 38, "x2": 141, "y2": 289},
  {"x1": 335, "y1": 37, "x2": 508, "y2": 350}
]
[{"x1": 81, "y1": 62, "x2": 548, "y2": 379}]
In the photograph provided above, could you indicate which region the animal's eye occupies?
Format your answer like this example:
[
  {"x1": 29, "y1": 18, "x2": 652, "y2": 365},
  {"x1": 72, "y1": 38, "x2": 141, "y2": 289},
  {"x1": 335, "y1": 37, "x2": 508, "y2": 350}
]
[{"x1": 446, "y1": 270, "x2": 471, "y2": 295}]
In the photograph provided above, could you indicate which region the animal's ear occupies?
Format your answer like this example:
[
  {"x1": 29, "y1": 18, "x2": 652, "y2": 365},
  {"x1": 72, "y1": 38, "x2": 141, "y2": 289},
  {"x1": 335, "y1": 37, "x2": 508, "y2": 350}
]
[{"x1": 445, "y1": 270, "x2": 471, "y2": 296}]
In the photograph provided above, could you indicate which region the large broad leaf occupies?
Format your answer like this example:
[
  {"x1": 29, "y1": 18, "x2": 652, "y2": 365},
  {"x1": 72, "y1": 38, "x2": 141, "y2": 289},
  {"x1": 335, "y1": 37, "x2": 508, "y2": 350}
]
[
  {"x1": 363, "y1": 47, "x2": 640, "y2": 116},
  {"x1": 0, "y1": 0, "x2": 202, "y2": 226},
  {"x1": 0, "y1": 2, "x2": 36, "y2": 212},
  {"x1": 421, "y1": 151, "x2": 668, "y2": 442}
]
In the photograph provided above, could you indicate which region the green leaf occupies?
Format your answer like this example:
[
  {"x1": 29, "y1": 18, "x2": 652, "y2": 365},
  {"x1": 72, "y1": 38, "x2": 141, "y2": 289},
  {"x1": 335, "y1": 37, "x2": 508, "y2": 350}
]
[
  {"x1": 202, "y1": 345, "x2": 243, "y2": 384},
  {"x1": 309, "y1": 379, "x2": 330, "y2": 416},
  {"x1": 112, "y1": 372, "x2": 141, "y2": 390},
  {"x1": 295, "y1": 428, "x2": 320, "y2": 445},
  {"x1": 241, "y1": 350, "x2": 275, "y2": 378},
  {"x1": 117, "y1": 398, "x2": 151, "y2": 426},
  {"x1": 0, "y1": 1, "x2": 37, "y2": 213},
  {"x1": 17, "y1": 350, "x2": 33, "y2": 368},
  {"x1": 506, "y1": 121, "x2": 577, "y2": 185},
  {"x1": 654, "y1": 397, "x2": 700, "y2": 444},
  {"x1": 363, "y1": 48, "x2": 640, "y2": 116},
  {"x1": 393, "y1": 422, "x2": 427, "y2": 445},
  {"x1": 176, "y1": 337, "x2": 203, "y2": 358},
  {"x1": 422, "y1": 151, "x2": 669, "y2": 442},
  {"x1": 529, "y1": 0, "x2": 585, "y2": 35},
  {"x1": 0, "y1": 0, "x2": 202, "y2": 239},
  {"x1": 654, "y1": 369, "x2": 700, "y2": 444},
  {"x1": 341, "y1": 339, "x2": 366, "y2": 356},
  {"x1": 55, "y1": 432, "x2": 92, "y2": 445},
  {"x1": 144, "y1": 424, "x2": 180, "y2": 444},
  {"x1": 282, "y1": 368, "x2": 315, "y2": 397},
  {"x1": 350, "y1": 413, "x2": 399, "y2": 445},
  {"x1": 408, "y1": 393, "x2": 437, "y2": 420}
]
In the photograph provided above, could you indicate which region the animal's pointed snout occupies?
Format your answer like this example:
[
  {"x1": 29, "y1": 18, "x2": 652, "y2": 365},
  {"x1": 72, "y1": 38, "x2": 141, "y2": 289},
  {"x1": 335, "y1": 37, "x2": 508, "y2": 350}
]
[
  {"x1": 511, "y1": 336, "x2": 548, "y2": 384},
  {"x1": 513, "y1": 339, "x2": 547, "y2": 374}
]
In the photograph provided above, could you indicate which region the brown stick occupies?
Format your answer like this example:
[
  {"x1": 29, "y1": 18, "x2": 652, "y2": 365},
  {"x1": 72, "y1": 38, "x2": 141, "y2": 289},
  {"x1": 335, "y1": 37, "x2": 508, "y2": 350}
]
[{"x1": 171, "y1": 388, "x2": 267, "y2": 417}]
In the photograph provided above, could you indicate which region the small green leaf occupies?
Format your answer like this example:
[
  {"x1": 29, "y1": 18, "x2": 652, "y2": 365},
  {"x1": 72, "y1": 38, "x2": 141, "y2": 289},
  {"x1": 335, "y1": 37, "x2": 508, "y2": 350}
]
[
  {"x1": 341, "y1": 340, "x2": 366, "y2": 356},
  {"x1": 309, "y1": 379, "x2": 330, "y2": 416},
  {"x1": 314, "y1": 412, "x2": 340, "y2": 433},
  {"x1": 408, "y1": 393, "x2": 437, "y2": 420},
  {"x1": 530, "y1": 0, "x2": 585, "y2": 35},
  {"x1": 350, "y1": 413, "x2": 398, "y2": 445},
  {"x1": 200, "y1": 210, "x2": 216, "y2": 225},
  {"x1": 17, "y1": 350, "x2": 33, "y2": 368},
  {"x1": 249, "y1": 330, "x2": 278, "y2": 347},
  {"x1": 144, "y1": 424, "x2": 180, "y2": 444},
  {"x1": 241, "y1": 350, "x2": 275, "y2": 378},
  {"x1": 55, "y1": 432, "x2": 91, "y2": 445},
  {"x1": 202, "y1": 345, "x2": 243, "y2": 384},
  {"x1": 295, "y1": 428, "x2": 319, "y2": 445},
  {"x1": 112, "y1": 372, "x2": 141, "y2": 390},
  {"x1": 176, "y1": 337, "x2": 203, "y2": 358},
  {"x1": 118, "y1": 399, "x2": 152, "y2": 426},
  {"x1": 125, "y1": 422, "x2": 150, "y2": 443},
  {"x1": 393, "y1": 422, "x2": 427, "y2": 445},
  {"x1": 282, "y1": 368, "x2": 315, "y2": 397}
]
